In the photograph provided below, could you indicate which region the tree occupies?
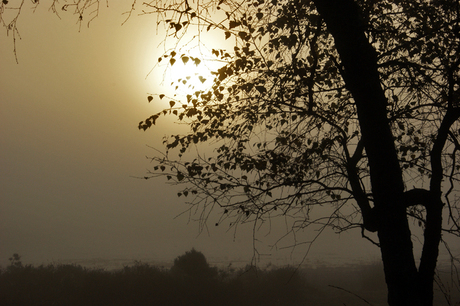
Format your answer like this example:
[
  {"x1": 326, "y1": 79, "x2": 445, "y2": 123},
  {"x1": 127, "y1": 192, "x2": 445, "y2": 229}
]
[
  {"x1": 136, "y1": 1, "x2": 460, "y2": 305},
  {"x1": 171, "y1": 248, "x2": 217, "y2": 280},
  {"x1": 3, "y1": 0, "x2": 459, "y2": 305}
]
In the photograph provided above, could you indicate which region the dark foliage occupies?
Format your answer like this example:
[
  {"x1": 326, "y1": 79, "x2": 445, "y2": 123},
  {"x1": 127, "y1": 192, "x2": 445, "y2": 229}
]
[
  {"x1": 170, "y1": 248, "x2": 218, "y2": 280},
  {"x1": 0, "y1": 251, "x2": 409, "y2": 306},
  {"x1": 1, "y1": 252, "x2": 458, "y2": 306},
  {"x1": 0, "y1": 252, "x2": 310, "y2": 306}
]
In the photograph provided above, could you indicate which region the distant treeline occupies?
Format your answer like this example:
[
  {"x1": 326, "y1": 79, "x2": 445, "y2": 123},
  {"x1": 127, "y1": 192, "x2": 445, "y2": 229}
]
[{"x1": 0, "y1": 250, "x2": 455, "y2": 306}]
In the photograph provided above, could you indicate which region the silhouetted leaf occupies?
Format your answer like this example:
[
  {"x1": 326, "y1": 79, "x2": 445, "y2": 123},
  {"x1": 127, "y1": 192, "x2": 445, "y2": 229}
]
[
  {"x1": 255, "y1": 86, "x2": 266, "y2": 93},
  {"x1": 229, "y1": 20, "x2": 241, "y2": 29},
  {"x1": 238, "y1": 31, "x2": 248, "y2": 40}
]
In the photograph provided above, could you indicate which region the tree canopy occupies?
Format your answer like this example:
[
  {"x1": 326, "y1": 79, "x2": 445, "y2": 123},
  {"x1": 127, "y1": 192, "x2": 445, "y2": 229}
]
[{"x1": 139, "y1": 0, "x2": 459, "y2": 247}]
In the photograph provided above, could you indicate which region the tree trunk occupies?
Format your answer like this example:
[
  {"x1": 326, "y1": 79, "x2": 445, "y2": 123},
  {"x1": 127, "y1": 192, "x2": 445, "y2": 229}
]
[{"x1": 312, "y1": 0, "x2": 441, "y2": 305}]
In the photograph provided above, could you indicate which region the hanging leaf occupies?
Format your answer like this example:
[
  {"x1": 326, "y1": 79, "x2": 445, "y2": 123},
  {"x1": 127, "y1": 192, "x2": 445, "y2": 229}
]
[
  {"x1": 170, "y1": 58, "x2": 176, "y2": 66},
  {"x1": 182, "y1": 56, "x2": 189, "y2": 64},
  {"x1": 229, "y1": 20, "x2": 241, "y2": 29},
  {"x1": 169, "y1": 101, "x2": 176, "y2": 107},
  {"x1": 255, "y1": 86, "x2": 266, "y2": 93},
  {"x1": 147, "y1": 96, "x2": 153, "y2": 102},
  {"x1": 159, "y1": 94, "x2": 165, "y2": 100},
  {"x1": 238, "y1": 31, "x2": 248, "y2": 40}
]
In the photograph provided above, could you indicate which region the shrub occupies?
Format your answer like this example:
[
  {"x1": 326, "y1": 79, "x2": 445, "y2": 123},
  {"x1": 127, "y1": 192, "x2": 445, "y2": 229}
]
[{"x1": 170, "y1": 248, "x2": 217, "y2": 280}]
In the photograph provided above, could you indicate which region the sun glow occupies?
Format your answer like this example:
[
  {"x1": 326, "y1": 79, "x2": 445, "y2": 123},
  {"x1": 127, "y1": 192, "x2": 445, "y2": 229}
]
[{"x1": 162, "y1": 46, "x2": 225, "y2": 95}]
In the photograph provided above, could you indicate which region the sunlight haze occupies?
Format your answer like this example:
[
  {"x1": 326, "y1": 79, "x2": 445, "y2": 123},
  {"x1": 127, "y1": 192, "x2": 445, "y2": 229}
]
[{"x1": 2, "y1": 1, "x2": 390, "y2": 269}]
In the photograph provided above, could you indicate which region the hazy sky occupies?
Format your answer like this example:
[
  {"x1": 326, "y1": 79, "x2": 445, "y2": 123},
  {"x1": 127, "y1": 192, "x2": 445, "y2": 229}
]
[{"x1": 0, "y1": 1, "x2": 404, "y2": 268}]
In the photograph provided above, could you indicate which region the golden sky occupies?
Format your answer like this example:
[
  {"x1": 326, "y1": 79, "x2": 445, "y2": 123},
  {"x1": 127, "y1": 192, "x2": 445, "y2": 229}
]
[{"x1": 0, "y1": 1, "x2": 383, "y2": 268}]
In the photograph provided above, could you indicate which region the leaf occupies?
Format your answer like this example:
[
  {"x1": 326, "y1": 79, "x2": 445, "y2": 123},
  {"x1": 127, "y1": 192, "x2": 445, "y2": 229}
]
[
  {"x1": 169, "y1": 101, "x2": 175, "y2": 107},
  {"x1": 229, "y1": 20, "x2": 241, "y2": 29},
  {"x1": 159, "y1": 94, "x2": 165, "y2": 100},
  {"x1": 238, "y1": 31, "x2": 248, "y2": 40},
  {"x1": 225, "y1": 31, "x2": 231, "y2": 40},
  {"x1": 255, "y1": 86, "x2": 266, "y2": 93},
  {"x1": 194, "y1": 58, "x2": 201, "y2": 66},
  {"x1": 147, "y1": 96, "x2": 153, "y2": 102},
  {"x1": 181, "y1": 56, "x2": 189, "y2": 64}
]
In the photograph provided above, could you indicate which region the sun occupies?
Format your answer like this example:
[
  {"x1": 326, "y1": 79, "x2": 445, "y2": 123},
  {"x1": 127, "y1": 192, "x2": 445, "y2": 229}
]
[
  {"x1": 165, "y1": 47, "x2": 222, "y2": 94},
  {"x1": 148, "y1": 34, "x2": 231, "y2": 106}
]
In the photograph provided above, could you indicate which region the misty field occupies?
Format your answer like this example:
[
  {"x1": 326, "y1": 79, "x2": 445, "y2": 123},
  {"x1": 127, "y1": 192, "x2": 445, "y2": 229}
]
[{"x1": 0, "y1": 251, "x2": 457, "y2": 306}]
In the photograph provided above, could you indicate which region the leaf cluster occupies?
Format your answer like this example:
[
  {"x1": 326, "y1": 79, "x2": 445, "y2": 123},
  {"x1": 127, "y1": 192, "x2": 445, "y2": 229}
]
[{"x1": 139, "y1": 0, "x2": 460, "y2": 241}]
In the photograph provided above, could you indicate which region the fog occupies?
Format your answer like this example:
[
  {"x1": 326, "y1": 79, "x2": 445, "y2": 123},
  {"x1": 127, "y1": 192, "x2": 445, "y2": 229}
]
[{"x1": 0, "y1": 2, "x2": 456, "y2": 280}]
